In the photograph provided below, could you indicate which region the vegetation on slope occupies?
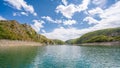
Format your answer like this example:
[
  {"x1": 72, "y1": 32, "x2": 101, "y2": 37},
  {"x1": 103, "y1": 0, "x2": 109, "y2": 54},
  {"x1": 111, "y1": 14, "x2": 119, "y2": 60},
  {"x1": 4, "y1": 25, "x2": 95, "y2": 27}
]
[
  {"x1": 0, "y1": 20, "x2": 54, "y2": 44},
  {"x1": 66, "y1": 28, "x2": 120, "y2": 44},
  {"x1": 52, "y1": 39, "x2": 65, "y2": 45},
  {"x1": 65, "y1": 39, "x2": 76, "y2": 44}
]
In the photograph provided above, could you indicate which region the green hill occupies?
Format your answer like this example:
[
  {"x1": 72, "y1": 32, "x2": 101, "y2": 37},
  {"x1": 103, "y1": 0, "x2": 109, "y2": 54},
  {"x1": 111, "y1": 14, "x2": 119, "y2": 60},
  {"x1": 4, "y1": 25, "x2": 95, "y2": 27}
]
[
  {"x1": 65, "y1": 39, "x2": 76, "y2": 44},
  {"x1": 0, "y1": 20, "x2": 54, "y2": 44},
  {"x1": 52, "y1": 39, "x2": 65, "y2": 45},
  {"x1": 66, "y1": 27, "x2": 120, "y2": 44}
]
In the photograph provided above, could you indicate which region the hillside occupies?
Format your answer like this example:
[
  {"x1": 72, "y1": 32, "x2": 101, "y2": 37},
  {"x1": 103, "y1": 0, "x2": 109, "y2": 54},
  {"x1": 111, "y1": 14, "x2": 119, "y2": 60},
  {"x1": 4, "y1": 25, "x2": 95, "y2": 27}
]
[
  {"x1": 65, "y1": 39, "x2": 76, "y2": 44},
  {"x1": 66, "y1": 27, "x2": 120, "y2": 44},
  {"x1": 52, "y1": 39, "x2": 65, "y2": 45},
  {"x1": 0, "y1": 20, "x2": 54, "y2": 44}
]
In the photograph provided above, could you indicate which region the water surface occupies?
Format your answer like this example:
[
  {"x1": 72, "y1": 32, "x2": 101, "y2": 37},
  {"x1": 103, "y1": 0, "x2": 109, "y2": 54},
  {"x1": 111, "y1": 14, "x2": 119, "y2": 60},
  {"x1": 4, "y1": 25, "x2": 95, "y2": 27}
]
[{"x1": 0, "y1": 45, "x2": 120, "y2": 68}]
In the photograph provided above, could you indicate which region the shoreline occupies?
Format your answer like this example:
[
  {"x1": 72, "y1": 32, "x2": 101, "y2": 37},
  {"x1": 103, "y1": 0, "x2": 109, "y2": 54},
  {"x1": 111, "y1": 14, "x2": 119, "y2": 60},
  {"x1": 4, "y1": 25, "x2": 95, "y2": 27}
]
[
  {"x1": 78, "y1": 41, "x2": 120, "y2": 46},
  {"x1": 0, "y1": 40, "x2": 120, "y2": 46},
  {"x1": 0, "y1": 40, "x2": 43, "y2": 46}
]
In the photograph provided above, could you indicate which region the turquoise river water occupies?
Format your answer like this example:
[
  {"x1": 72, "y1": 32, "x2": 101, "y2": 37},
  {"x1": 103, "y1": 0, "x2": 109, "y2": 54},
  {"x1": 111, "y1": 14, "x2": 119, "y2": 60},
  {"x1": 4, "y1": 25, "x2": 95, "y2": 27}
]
[{"x1": 0, "y1": 45, "x2": 120, "y2": 68}]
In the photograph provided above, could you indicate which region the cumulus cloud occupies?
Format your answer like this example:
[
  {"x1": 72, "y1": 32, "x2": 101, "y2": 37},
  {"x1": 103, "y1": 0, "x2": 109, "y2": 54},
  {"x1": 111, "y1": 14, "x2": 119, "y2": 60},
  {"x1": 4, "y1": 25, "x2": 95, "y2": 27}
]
[
  {"x1": 41, "y1": 16, "x2": 56, "y2": 23},
  {"x1": 63, "y1": 20, "x2": 76, "y2": 25},
  {"x1": 79, "y1": 0, "x2": 90, "y2": 10},
  {"x1": 42, "y1": 27, "x2": 81, "y2": 41},
  {"x1": 4, "y1": 0, "x2": 37, "y2": 16},
  {"x1": 88, "y1": 7, "x2": 103, "y2": 16},
  {"x1": 85, "y1": 1, "x2": 120, "y2": 25},
  {"x1": 0, "y1": 16, "x2": 6, "y2": 20},
  {"x1": 41, "y1": 27, "x2": 85, "y2": 41},
  {"x1": 42, "y1": 16, "x2": 77, "y2": 25},
  {"x1": 56, "y1": 0, "x2": 90, "y2": 18},
  {"x1": 43, "y1": 1, "x2": 120, "y2": 41},
  {"x1": 62, "y1": 0, "x2": 68, "y2": 6},
  {"x1": 31, "y1": 20, "x2": 44, "y2": 33},
  {"x1": 83, "y1": 17, "x2": 99, "y2": 25},
  {"x1": 92, "y1": 0, "x2": 107, "y2": 8},
  {"x1": 100, "y1": 1, "x2": 120, "y2": 19},
  {"x1": 56, "y1": 4, "x2": 77, "y2": 19},
  {"x1": 42, "y1": 26, "x2": 99, "y2": 41}
]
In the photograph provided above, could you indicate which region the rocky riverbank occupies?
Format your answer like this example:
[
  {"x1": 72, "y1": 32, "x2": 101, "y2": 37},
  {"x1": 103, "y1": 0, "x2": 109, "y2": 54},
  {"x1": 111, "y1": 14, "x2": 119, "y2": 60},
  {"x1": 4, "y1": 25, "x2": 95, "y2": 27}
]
[
  {"x1": 80, "y1": 41, "x2": 120, "y2": 46},
  {"x1": 0, "y1": 40, "x2": 43, "y2": 46}
]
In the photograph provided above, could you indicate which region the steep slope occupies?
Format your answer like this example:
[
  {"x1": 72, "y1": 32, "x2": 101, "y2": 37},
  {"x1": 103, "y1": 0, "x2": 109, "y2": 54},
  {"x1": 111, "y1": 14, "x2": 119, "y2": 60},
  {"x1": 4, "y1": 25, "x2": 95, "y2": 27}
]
[
  {"x1": 0, "y1": 20, "x2": 54, "y2": 44},
  {"x1": 75, "y1": 27, "x2": 120, "y2": 44}
]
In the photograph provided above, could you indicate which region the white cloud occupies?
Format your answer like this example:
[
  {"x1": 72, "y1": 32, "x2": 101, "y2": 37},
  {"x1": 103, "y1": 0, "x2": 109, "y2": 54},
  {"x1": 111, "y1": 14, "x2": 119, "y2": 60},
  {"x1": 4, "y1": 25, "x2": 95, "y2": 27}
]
[
  {"x1": 88, "y1": 7, "x2": 103, "y2": 16},
  {"x1": 78, "y1": 0, "x2": 90, "y2": 11},
  {"x1": 42, "y1": 26, "x2": 99, "y2": 41},
  {"x1": 42, "y1": 16, "x2": 77, "y2": 25},
  {"x1": 13, "y1": 12, "x2": 28, "y2": 16},
  {"x1": 98, "y1": 1, "x2": 120, "y2": 25},
  {"x1": 31, "y1": 20, "x2": 44, "y2": 33},
  {"x1": 92, "y1": 0, "x2": 107, "y2": 8},
  {"x1": 33, "y1": 13, "x2": 37, "y2": 16},
  {"x1": 42, "y1": 27, "x2": 81, "y2": 41},
  {"x1": 56, "y1": 4, "x2": 77, "y2": 19},
  {"x1": 41, "y1": 16, "x2": 62, "y2": 24},
  {"x1": 83, "y1": 17, "x2": 99, "y2": 25},
  {"x1": 63, "y1": 20, "x2": 76, "y2": 25},
  {"x1": 55, "y1": 19, "x2": 62, "y2": 24},
  {"x1": 100, "y1": 1, "x2": 120, "y2": 19},
  {"x1": 4, "y1": 0, "x2": 37, "y2": 16},
  {"x1": 43, "y1": 20, "x2": 120, "y2": 41},
  {"x1": 41, "y1": 16, "x2": 55, "y2": 23},
  {"x1": 43, "y1": 1, "x2": 120, "y2": 41},
  {"x1": 0, "y1": 16, "x2": 6, "y2": 20},
  {"x1": 85, "y1": 1, "x2": 120, "y2": 25},
  {"x1": 13, "y1": 12, "x2": 20, "y2": 16},
  {"x1": 41, "y1": 29, "x2": 46, "y2": 33},
  {"x1": 62, "y1": 0, "x2": 68, "y2": 6},
  {"x1": 56, "y1": 0, "x2": 90, "y2": 18},
  {"x1": 21, "y1": 12, "x2": 28, "y2": 16}
]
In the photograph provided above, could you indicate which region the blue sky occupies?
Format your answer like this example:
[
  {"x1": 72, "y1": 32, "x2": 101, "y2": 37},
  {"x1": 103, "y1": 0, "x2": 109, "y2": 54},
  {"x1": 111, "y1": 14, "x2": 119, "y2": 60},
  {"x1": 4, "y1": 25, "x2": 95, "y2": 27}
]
[{"x1": 0, "y1": 0, "x2": 120, "y2": 41}]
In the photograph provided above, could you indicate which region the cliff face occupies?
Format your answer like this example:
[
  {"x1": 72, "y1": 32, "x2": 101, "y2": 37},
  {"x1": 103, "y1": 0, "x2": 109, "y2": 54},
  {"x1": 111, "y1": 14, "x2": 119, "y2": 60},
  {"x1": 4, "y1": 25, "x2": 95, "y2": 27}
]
[{"x1": 0, "y1": 20, "x2": 54, "y2": 44}]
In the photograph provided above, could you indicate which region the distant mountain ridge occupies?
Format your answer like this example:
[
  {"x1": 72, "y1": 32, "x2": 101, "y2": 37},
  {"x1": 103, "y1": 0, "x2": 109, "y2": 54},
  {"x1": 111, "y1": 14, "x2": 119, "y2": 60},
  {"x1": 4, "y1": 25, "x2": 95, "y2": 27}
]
[
  {"x1": 0, "y1": 20, "x2": 54, "y2": 44},
  {"x1": 66, "y1": 27, "x2": 120, "y2": 44}
]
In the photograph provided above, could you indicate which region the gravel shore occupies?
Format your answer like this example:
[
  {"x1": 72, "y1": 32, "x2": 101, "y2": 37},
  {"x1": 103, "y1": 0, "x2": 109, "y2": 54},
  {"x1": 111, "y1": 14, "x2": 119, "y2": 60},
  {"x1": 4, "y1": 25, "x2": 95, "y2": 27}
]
[
  {"x1": 0, "y1": 40, "x2": 42, "y2": 46},
  {"x1": 80, "y1": 41, "x2": 120, "y2": 46}
]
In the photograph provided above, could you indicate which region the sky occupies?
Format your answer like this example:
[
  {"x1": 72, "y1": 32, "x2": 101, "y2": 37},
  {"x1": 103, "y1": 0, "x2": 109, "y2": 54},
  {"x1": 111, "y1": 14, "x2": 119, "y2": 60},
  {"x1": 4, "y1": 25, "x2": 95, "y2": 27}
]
[{"x1": 0, "y1": 0, "x2": 120, "y2": 41}]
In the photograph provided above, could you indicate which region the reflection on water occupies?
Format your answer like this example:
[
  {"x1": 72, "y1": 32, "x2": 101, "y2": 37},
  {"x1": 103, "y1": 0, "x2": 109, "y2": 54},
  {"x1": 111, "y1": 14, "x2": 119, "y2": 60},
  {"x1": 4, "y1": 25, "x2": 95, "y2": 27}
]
[
  {"x1": 0, "y1": 46, "x2": 39, "y2": 68},
  {"x1": 0, "y1": 45, "x2": 120, "y2": 68}
]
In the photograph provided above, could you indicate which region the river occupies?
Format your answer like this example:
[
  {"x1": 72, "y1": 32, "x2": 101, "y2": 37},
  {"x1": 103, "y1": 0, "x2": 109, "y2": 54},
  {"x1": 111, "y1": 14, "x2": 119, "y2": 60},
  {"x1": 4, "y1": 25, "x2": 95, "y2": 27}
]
[{"x1": 0, "y1": 45, "x2": 120, "y2": 68}]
